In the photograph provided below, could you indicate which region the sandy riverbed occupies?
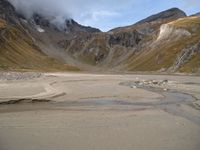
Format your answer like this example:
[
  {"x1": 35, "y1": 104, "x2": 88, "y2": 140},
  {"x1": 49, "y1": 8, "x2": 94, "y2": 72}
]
[{"x1": 0, "y1": 73, "x2": 200, "y2": 150}]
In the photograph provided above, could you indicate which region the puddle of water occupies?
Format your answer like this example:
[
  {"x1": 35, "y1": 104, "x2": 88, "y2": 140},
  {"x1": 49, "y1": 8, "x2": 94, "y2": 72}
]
[{"x1": 1, "y1": 89, "x2": 199, "y2": 126}]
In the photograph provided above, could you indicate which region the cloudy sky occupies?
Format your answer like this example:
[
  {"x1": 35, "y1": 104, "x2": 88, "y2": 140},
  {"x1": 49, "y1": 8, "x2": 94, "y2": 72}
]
[{"x1": 8, "y1": 0, "x2": 200, "y2": 31}]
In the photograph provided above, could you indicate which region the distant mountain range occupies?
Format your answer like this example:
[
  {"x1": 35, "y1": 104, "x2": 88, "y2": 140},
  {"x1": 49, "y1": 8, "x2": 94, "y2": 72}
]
[{"x1": 0, "y1": 0, "x2": 199, "y2": 73}]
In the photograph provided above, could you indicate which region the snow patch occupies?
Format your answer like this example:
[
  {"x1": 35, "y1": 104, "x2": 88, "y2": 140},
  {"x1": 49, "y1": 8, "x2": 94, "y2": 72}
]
[{"x1": 36, "y1": 25, "x2": 45, "y2": 33}]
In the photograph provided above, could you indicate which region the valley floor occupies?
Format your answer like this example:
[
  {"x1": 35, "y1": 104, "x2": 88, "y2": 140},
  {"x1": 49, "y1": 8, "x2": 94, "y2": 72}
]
[{"x1": 0, "y1": 73, "x2": 200, "y2": 150}]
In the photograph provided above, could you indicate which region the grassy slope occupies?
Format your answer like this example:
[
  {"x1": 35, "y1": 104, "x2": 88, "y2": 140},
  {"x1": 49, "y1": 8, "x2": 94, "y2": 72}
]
[
  {"x1": 179, "y1": 54, "x2": 200, "y2": 73},
  {"x1": 0, "y1": 20, "x2": 79, "y2": 71},
  {"x1": 173, "y1": 16, "x2": 200, "y2": 73},
  {"x1": 126, "y1": 16, "x2": 200, "y2": 72}
]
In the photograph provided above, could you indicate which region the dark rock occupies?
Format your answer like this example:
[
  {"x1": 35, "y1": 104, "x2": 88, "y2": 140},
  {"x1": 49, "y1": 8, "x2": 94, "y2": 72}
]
[
  {"x1": 32, "y1": 13, "x2": 50, "y2": 27},
  {"x1": 0, "y1": 0, "x2": 19, "y2": 24},
  {"x1": 108, "y1": 31, "x2": 143, "y2": 47}
]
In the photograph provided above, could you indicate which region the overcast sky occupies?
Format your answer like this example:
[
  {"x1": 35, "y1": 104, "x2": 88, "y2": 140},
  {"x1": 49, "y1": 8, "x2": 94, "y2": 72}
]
[{"x1": 8, "y1": 0, "x2": 200, "y2": 31}]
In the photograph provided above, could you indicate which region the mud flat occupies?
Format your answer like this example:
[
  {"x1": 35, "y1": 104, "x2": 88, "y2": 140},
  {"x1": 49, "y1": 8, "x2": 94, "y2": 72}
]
[{"x1": 0, "y1": 73, "x2": 200, "y2": 150}]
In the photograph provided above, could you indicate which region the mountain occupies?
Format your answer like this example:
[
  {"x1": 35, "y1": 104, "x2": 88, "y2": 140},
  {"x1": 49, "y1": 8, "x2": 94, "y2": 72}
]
[
  {"x1": 31, "y1": 13, "x2": 100, "y2": 34},
  {"x1": 192, "y1": 12, "x2": 200, "y2": 16},
  {"x1": 18, "y1": 10, "x2": 101, "y2": 70},
  {"x1": 136, "y1": 8, "x2": 186, "y2": 24},
  {"x1": 0, "y1": 0, "x2": 79, "y2": 71},
  {"x1": 109, "y1": 8, "x2": 186, "y2": 33},
  {"x1": 0, "y1": 0, "x2": 200, "y2": 73},
  {"x1": 57, "y1": 8, "x2": 200, "y2": 73}
]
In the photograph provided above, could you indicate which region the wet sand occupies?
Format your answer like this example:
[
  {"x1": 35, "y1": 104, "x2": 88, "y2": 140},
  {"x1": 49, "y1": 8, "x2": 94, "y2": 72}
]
[{"x1": 0, "y1": 73, "x2": 200, "y2": 150}]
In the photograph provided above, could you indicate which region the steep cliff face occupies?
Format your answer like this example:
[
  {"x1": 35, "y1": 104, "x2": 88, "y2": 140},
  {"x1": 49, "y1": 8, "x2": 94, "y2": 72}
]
[{"x1": 108, "y1": 31, "x2": 143, "y2": 48}]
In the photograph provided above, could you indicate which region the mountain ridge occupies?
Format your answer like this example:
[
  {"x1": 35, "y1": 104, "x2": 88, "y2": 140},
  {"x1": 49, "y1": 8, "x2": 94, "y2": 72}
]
[{"x1": 0, "y1": 0, "x2": 199, "y2": 73}]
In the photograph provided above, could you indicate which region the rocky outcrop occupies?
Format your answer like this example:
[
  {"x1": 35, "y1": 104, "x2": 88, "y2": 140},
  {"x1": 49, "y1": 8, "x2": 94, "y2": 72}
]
[
  {"x1": 32, "y1": 13, "x2": 50, "y2": 27},
  {"x1": 169, "y1": 41, "x2": 200, "y2": 72},
  {"x1": 65, "y1": 19, "x2": 101, "y2": 33},
  {"x1": 157, "y1": 24, "x2": 191, "y2": 41},
  {"x1": 0, "y1": 0, "x2": 15, "y2": 19},
  {"x1": 108, "y1": 31, "x2": 143, "y2": 48},
  {"x1": 0, "y1": 0, "x2": 24, "y2": 27}
]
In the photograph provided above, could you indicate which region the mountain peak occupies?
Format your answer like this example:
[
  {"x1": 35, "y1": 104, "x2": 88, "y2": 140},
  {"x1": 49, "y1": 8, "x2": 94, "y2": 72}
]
[
  {"x1": 136, "y1": 8, "x2": 186, "y2": 24},
  {"x1": 28, "y1": 13, "x2": 101, "y2": 33},
  {"x1": 64, "y1": 19, "x2": 101, "y2": 33}
]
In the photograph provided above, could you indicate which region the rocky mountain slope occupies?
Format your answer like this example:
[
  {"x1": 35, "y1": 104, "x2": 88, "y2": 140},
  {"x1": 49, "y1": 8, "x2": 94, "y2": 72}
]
[
  {"x1": 58, "y1": 8, "x2": 199, "y2": 73},
  {"x1": 0, "y1": 0, "x2": 79, "y2": 71},
  {"x1": 0, "y1": 0, "x2": 199, "y2": 73},
  {"x1": 124, "y1": 14, "x2": 200, "y2": 73}
]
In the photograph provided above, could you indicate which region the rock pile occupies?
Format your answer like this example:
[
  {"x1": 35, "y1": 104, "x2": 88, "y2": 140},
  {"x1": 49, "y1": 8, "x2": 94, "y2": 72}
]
[
  {"x1": 129, "y1": 79, "x2": 171, "y2": 91},
  {"x1": 134, "y1": 79, "x2": 168, "y2": 86}
]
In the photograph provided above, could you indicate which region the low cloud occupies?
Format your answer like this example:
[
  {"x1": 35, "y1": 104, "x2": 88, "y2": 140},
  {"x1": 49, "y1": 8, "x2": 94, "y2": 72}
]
[
  {"x1": 8, "y1": 0, "x2": 71, "y2": 20},
  {"x1": 7, "y1": 0, "x2": 198, "y2": 31},
  {"x1": 7, "y1": 0, "x2": 135, "y2": 29},
  {"x1": 7, "y1": 0, "x2": 130, "y2": 19}
]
